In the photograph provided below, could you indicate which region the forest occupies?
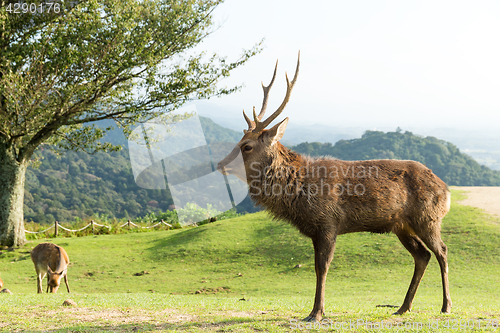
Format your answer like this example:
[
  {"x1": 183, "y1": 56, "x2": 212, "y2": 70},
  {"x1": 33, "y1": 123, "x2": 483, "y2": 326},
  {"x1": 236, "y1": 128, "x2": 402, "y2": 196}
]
[{"x1": 23, "y1": 117, "x2": 250, "y2": 224}]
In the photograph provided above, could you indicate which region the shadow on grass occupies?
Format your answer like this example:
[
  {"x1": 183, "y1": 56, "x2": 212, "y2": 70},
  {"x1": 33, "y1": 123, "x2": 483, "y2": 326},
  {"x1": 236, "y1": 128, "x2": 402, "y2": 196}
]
[
  {"x1": 24, "y1": 317, "x2": 284, "y2": 332},
  {"x1": 145, "y1": 217, "x2": 314, "y2": 267}
]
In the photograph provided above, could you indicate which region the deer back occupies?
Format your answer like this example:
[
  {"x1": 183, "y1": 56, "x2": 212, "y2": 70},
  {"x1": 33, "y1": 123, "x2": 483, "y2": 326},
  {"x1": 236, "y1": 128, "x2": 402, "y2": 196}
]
[{"x1": 31, "y1": 242, "x2": 70, "y2": 273}]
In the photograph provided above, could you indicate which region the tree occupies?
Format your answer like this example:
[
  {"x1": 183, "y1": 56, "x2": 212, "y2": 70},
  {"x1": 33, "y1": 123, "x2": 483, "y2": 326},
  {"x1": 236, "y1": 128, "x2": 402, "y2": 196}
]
[{"x1": 0, "y1": 0, "x2": 260, "y2": 246}]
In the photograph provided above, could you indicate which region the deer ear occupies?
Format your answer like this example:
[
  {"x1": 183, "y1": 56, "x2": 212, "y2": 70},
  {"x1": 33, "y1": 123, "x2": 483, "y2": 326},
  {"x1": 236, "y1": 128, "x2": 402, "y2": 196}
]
[
  {"x1": 267, "y1": 118, "x2": 289, "y2": 146},
  {"x1": 47, "y1": 265, "x2": 53, "y2": 274}
]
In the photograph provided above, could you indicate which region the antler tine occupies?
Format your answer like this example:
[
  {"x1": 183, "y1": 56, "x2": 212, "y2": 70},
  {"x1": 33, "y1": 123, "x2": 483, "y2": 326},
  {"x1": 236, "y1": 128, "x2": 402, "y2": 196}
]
[
  {"x1": 243, "y1": 109, "x2": 253, "y2": 131},
  {"x1": 257, "y1": 60, "x2": 278, "y2": 120},
  {"x1": 252, "y1": 106, "x2": 259, "y2": 122},
  {"x1": 256, "y1": 51, "x2": 300, "y2": 131}
]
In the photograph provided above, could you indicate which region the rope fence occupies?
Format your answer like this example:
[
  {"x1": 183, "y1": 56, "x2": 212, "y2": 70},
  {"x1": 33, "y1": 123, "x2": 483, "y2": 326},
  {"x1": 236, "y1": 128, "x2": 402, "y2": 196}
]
[
  {"x1": 25, "y1": 225, "x2": 55, "y2": 234},
  {"x1": 119, "y1": 220, "x2": 172, "y2": 229},
  {"x1": 25, "y1": 219, "x2": 173, "y2": 237}
]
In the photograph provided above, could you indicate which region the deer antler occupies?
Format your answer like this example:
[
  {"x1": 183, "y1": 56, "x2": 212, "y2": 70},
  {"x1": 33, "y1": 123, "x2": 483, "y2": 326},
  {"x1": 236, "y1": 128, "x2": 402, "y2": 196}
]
[
  {"x1": 243, "y1": 108, "x2": 253, "y2": 132},
  {"x1": 243, "y1": 52, "x2": 300, "y2": 133},
  {"x1": 243, "y1": 61, "x2": 278, "y2": 133},
  {"x1": 258, "y1": 60, "x2": 278, "y2": 120}
]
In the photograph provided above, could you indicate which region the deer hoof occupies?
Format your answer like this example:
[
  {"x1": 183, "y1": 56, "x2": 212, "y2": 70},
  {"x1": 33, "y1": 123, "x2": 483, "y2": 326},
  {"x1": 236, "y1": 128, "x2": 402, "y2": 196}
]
[{"x1": 303, "y1": 316, "x2": 320, "y2": 322}]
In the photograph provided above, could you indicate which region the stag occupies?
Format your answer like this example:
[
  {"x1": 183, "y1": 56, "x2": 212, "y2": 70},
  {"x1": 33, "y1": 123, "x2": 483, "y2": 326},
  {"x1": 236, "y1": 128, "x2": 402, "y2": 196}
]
[
  {"x1": 31, "y1": 243, "x2": 71, "y2": 293},
  {"x1": 217, "y1": 53, "x2": 451, "y2": 321}
]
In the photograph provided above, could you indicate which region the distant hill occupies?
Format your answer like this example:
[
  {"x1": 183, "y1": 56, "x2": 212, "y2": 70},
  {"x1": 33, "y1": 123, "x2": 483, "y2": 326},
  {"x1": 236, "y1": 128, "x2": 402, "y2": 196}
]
[
  {"x1": 292, "y1": 130, "x2": 500, "y2": 186},
  {"x1": 24, "y1": 116, "x2": 252, "y2": 224},
  {"x1": 199, "y1": 116, "x2": 242, "y2": 144},
  {"x1": 94, "y1": 116, "x2": 242, "y2": 146}
]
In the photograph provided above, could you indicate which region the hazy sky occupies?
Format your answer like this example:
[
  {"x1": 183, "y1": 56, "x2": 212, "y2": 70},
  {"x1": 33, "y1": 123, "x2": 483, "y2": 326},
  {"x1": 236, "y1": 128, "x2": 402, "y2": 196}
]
[{"x1": 191, "y1": 0, "x2": 500, "y2": 131}]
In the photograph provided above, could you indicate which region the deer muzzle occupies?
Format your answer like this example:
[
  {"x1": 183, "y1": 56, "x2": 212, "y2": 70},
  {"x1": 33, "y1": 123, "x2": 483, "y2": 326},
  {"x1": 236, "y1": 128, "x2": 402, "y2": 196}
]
[{"x1": 217, "y1": 146, "x2": 241, "y2": 175}]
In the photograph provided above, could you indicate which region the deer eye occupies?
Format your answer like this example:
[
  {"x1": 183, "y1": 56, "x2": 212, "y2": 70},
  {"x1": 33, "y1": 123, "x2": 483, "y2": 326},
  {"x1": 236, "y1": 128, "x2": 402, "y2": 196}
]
[{"x1": 243, "y1": 145, "x2": 253, "y2": 152}]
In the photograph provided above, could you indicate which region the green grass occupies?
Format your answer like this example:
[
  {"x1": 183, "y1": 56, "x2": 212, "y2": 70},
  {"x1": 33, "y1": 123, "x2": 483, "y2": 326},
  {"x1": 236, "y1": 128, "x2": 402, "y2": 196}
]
[{"x1": 0, "y1": 188, "x2": 499, "y2": 332}]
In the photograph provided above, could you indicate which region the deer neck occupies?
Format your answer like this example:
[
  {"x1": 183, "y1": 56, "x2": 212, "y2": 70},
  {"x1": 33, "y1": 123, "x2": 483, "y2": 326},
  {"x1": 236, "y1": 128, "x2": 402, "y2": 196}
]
[
  {"x1": 248, "y1": 142, "x2": 306, "y2": 205},
  {"x1": 55, "y1": 247, "x2": 66, "y2": 273},
  {"x1": 271, "y1": 142, "x2": 303, "y2": 169}
]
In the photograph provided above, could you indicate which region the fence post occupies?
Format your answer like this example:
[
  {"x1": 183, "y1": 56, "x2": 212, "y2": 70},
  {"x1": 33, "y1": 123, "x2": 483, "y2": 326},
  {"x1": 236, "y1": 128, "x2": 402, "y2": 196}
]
[
  {"x1": 91, "y1": 220, "x2": 95, "y2": 234},
  {"x1": 54, "y1": 220, "x2": 58, "y2": 237},
  {"x1": 128, "y1": 219, "x2": 131, "y2": 229}
]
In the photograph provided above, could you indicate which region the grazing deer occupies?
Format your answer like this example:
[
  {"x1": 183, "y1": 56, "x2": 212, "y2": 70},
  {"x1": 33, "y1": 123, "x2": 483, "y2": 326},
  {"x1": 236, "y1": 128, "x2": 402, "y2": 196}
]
[
  {"x1": 217, "y1": 53, "x2": 451, "y2": 321},
  {"x1": 31, "y1": 243, "x2": 71, "y2": 293}
]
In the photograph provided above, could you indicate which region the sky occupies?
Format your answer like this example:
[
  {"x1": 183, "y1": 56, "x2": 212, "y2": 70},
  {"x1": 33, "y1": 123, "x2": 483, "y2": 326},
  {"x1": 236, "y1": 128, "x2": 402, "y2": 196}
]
[{"x1": 190, "y1": 0, "x2": 500, "y2": 131}]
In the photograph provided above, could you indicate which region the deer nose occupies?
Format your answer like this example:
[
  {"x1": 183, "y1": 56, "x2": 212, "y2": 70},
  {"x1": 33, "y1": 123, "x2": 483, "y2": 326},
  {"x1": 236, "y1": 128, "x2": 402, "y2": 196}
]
[{"x1": 217, "y1": 162, "x2": 229, "y2": 174}]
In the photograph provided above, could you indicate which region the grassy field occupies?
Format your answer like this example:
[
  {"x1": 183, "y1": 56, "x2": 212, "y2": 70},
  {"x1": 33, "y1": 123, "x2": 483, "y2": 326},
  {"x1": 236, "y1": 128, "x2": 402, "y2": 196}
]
[{"x1": 0, "y1": 189, "x2": 499, "y2": 332}]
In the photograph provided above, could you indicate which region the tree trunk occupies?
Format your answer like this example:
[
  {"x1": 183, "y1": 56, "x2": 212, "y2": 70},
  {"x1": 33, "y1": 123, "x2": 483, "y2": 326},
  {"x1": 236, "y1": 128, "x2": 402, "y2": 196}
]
[{"x1": 0, "y1": 147, "x2": 27, "y2": 247}]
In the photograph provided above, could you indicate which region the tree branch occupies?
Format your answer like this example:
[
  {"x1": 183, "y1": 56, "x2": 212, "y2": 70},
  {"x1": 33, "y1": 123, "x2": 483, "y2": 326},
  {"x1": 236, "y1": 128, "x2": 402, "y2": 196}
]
[{"x1": 18, "y1": 119, "x2": 60, "y2": 162}]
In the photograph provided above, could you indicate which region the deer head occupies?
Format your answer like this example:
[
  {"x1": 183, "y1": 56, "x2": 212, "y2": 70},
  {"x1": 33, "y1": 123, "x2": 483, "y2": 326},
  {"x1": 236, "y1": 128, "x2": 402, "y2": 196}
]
[
  {"x1": 217, "y1": 53, "x2": 300, "y2": 182},
  {"x1": 46, "y1": 265, "x2": 66, "y2": 293}
]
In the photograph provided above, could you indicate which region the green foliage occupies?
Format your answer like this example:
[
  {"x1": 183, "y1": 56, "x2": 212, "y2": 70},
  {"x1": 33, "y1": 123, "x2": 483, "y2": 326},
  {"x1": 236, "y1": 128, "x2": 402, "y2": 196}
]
[
  {"x1": 176, "y1": 203, "x2": 219, "y2": 225},
  {"x1": 24, "y1": 147, "x2": 168, "y2": 223},
  {"x1": 24, "y1": 202, "x2": 240, "y2": 239},
  {"x1": 292, "y1": 130, "x2": 500, "y2": 186}
]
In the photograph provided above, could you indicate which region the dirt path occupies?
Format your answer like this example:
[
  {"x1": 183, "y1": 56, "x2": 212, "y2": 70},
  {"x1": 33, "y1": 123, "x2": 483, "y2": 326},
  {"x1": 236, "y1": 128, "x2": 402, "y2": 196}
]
[{"x1": 453, "y1": 186, "x2": 500, "y2": 217}]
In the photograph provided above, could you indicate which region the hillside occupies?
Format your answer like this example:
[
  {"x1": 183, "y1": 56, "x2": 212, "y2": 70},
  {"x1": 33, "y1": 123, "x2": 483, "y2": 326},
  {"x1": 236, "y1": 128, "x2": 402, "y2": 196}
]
[
  {"x1": 292, "y1": 130, "x2": 500, "y2": 186},
  {"x1": 1, "y1": 189, "x2": 499, "y2": 331},
  {"x1": 24, "y1": 117, "x2": 253, "y2": 224}
]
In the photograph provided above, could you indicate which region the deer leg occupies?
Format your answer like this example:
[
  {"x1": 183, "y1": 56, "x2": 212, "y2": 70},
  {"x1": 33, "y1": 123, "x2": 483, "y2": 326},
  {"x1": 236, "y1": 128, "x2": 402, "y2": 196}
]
[
  {"x1": 46, "y1": 274, "x2": 51, "y2": 293},
  {"x1": 419, "y1": 230, "x2": 452, "y2": 313},
  {"x1": 304, "y1": 235, "x2": 336, "y2": 322},
  {"x1": 36, "y1": 273, "x2": 43, "y2": 294},
  {"x1": 64, "y1": 274, "x2": 71, "y2": 293},
  {"x1": 394, "y1": 230, "x2": 431, "y2": 314}
]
